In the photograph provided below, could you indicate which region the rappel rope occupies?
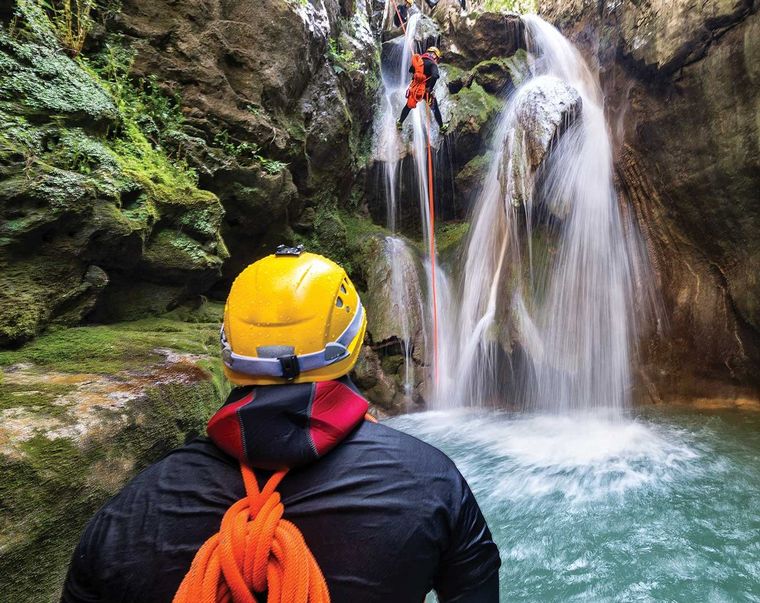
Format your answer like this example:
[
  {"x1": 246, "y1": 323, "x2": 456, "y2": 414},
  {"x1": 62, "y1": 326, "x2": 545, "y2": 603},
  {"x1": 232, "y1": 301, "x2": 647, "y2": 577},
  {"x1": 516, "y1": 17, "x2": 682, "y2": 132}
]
[
  {"x1": 392, "y1": 2, "x2": 408, "y2": 36},
  {"x1": 425, "y1": 103, "x2": 440, "y2": 387}
]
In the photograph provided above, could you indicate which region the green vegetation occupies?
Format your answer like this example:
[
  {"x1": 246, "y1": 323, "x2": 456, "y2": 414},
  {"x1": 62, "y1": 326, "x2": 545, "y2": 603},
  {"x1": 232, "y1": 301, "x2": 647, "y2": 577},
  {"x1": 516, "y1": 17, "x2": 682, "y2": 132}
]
[
  {"x1": 0, "y1": 302, "x2": 224, "y2": 374},
  {"x1": 295, "y1": 205, "x2": 390, "y2": 288},
  {"x1": 480, "y1": 0, "x2": 536, "y2": 13},
  {"x1": 435, "y1": 221, "x2": 470, "y2": 257},
  {"x1": 0, "y1": 301, "x2": 228, "y2": 602},
  {"x1": 327, "y1": 38, "x2": 360, "y2": 75},
  {"x1": 213, "y1": 129, "x2": 288, "y2": 174},
  {"x1": 0, "y1": 6, "x2": 227, "y2": 342}
]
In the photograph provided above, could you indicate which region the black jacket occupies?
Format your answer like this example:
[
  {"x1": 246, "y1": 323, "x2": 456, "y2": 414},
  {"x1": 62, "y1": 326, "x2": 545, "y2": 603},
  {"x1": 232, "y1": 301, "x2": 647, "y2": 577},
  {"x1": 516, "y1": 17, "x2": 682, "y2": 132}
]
[
  {"x1": 393, "y1": 3, "x2": 409, "y2": 27},
  {"x1": 61, "y1": 380, "x2": 500, "y2": 602}
]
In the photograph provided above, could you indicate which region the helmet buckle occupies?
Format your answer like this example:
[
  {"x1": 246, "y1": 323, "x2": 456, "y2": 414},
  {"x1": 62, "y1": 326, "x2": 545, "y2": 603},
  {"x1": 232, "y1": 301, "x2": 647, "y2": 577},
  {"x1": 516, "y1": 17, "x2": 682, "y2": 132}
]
[
  {"x1": 275, "y1": 244, "x2": 304, "y2": 257},
  {"x1": 278, "y1": 355, "x2": 301, "y2": 380}
]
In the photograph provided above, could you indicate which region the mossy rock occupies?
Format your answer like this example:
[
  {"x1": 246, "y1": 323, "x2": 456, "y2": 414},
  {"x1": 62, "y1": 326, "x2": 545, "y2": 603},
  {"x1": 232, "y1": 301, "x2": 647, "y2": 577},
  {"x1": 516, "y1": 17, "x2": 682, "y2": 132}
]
[
  {"x1": 0, "y1": 35, "x2": 117, "y2": 127},
  {"x1": 0, "y1": 303, "x2": 228, "y2": 602},
  {"x1": 0, "y1": 22, "x2": 228, "y2": 343},
  {"x1": 141, "y1": 229, "x2": 225, "y2": 280}
]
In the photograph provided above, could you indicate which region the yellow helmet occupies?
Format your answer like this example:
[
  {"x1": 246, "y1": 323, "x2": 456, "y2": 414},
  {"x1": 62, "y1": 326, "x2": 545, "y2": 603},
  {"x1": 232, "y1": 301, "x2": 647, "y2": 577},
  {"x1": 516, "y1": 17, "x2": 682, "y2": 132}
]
[
  {"x1": 427, "y1": 46, "x2": 442, "y2": 59},
  {"x1": 221, "y1": 246, "x2": 367, "y2": 386}
]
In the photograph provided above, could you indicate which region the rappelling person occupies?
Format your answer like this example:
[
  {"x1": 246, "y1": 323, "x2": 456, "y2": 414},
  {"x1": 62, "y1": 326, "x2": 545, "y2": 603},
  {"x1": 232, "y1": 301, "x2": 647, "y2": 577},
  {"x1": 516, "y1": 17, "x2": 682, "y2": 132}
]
[
  {"x1": 397, "y1": 46, "x2": 447, "y2": 132},
  {"x1": 393, "y1": 0, "x2": 413, "y2": 28},
  {"x1": 61, "y1": 246, "x2": 501, "y2": 603}
]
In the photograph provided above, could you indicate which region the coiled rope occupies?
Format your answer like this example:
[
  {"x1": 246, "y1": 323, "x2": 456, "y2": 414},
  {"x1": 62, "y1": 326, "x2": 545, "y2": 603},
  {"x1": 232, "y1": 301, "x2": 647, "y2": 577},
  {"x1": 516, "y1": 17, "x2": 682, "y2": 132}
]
[{"x1": 173, "y1": 464, "x2": 330, "y2": 603}]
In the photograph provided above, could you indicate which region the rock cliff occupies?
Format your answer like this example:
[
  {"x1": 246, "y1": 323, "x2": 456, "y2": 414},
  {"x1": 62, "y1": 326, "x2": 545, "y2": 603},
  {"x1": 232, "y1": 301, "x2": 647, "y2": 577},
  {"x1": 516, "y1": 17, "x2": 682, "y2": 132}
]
[{"x1": 538, "y1": 0, "x2": 760, "y2": 400}]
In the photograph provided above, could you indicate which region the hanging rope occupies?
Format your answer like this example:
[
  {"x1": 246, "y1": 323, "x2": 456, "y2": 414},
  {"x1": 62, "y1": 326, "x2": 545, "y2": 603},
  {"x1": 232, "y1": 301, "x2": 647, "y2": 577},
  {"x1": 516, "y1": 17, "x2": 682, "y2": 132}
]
[
  {"x1": 425, "y1": 102, "x2": 440, "y2": 387},
  {"x1": 173, "y1": 464, "x2": 330, "y2": 603},
  {"x1": 392, "y1": 1, "x2": 408, "y2": 36}
]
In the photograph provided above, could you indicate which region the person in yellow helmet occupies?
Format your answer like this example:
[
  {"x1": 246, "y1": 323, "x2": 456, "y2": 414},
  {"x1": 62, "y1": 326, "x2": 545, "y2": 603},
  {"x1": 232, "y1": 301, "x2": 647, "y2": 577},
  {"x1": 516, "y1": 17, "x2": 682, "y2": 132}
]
[
  {"x1": 397, "y1": 46, "x2": 447, "y2": 132},
  {"x1": 61, "y1": 246, "x2": 500, "y2": 603}
]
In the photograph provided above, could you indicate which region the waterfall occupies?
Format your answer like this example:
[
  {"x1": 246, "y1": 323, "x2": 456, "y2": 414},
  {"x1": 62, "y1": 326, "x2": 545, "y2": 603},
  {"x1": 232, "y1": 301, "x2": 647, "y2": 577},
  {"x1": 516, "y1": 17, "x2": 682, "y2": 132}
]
[
  {"x1": 372, "y1": 10, "x2": 449, "y2": 399},
  {"x1": 437, "y1": 15, "x2": 646, "y2": 414}
]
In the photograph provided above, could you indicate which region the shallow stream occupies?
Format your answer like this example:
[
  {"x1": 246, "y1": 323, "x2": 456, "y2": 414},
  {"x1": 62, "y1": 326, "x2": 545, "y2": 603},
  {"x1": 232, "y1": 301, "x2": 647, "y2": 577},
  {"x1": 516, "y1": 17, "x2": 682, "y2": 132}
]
[{"x1": 390, "y1": 407, "x2": 760, "y2": 601}]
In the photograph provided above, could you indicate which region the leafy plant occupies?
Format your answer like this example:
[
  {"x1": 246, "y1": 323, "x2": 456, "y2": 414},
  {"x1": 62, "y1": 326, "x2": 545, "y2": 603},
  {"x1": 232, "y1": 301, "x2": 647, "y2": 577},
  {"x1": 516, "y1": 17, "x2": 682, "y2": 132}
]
[
  {"x1": 480, "y1": 0, "x2": 536, "y2": 12},
  {"x1": 326, "y1": 38, "x2": 360, "y2": 75},
  {"x1": 213, "y1": 129, "x2": 258, "y2": 158},
  {"x1": 37, "y1": 0, "x2": 95, "y2": 56},
  {"x1": 212, "y1": 130, "x2": 288, "y2": 173},
  {"x1": 258, "y1": 156, "x2": 287, "y2": 174}
]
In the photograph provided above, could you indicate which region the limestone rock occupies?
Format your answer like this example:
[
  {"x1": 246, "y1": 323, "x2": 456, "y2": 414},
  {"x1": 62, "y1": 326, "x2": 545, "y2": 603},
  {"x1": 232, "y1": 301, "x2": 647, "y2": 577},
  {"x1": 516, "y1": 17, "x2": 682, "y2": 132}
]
[
  {"x1": 512, "y1": 75, "x2": 581, "y2": 169},
  {"x1": 0, "y1": 26, "x2": 227, "y2": 343},
  {"x1": 538, "y1": 0, "x2": 760, "y2": 394},
  {"x1": 116, "y1": 0, "x2": 380, "y2": 269},
  {"x1": 0, "y1": 306, "x2": 228, "y2": 602},
  {"x1": 441, "y1": 11, "x2": 525, "y2": 68}
]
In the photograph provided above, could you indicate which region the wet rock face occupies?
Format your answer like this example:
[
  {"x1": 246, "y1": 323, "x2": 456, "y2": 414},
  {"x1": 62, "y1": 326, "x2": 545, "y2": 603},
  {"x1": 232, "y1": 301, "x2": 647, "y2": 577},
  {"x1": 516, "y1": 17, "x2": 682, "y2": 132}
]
[
  {"x1": 115, "y1": 0, "x2": 380, "y2": 287},
  {"x1": 538, "y1": 0, "x2": 760, "y2": 396},
  {"x1": 440, "y1": 11, "x2": 525, "y2": 68},
  {"x1": 0, "y1": 28, "x2": 227, "y2": 344},
  {"x1": 352, "y1": 235, "x2": 427, "y2": 413}
]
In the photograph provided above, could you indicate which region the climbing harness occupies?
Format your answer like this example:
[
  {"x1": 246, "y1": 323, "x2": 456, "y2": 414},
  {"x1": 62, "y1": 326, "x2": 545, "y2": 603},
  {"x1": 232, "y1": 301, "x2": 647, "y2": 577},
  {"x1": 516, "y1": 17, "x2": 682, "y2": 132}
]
[{"x1": 405, "y1": 53, "x2": 432, "y2": 109}]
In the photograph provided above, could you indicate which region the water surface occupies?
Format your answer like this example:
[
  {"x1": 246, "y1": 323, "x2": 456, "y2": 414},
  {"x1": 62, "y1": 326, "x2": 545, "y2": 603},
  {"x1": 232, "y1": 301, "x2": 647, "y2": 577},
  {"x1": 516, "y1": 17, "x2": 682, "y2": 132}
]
[{"x1": 389, "y1": 407, "x2": 760, "y2": 601}]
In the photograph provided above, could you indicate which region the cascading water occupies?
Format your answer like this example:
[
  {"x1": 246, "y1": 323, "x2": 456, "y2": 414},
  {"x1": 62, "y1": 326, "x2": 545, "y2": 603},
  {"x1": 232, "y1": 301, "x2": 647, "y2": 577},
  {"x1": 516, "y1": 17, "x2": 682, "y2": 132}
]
[
  {"x1": 438, "y1": 15, "x2": 646, "y2": 413},
  {"x1": 373, "y1": 8, "x2": 448, "y2": 396},
  {"x1": 375, "y1": 13, "x2": 759, "y2": 603}
]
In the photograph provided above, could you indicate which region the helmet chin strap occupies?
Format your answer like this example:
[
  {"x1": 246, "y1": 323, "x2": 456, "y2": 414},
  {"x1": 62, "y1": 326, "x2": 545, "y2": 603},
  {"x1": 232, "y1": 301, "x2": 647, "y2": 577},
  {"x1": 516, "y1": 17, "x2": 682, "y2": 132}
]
[{"x1": 221, "y1": 302, "x2": 365, "y2": 380}]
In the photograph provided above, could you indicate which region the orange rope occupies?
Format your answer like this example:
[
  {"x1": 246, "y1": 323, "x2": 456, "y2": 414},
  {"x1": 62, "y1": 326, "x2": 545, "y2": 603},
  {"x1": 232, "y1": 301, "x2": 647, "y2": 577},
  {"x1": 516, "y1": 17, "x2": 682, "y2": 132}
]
[
  {"x1": 392, "y1": 1, "x2": 408, "y2": 35},
  {"x1": 173, "y1": 464, "x2": 330, "y2": 603},
  {"x1": 425, "y1": 103, "x2": 439, "y2": 387}
]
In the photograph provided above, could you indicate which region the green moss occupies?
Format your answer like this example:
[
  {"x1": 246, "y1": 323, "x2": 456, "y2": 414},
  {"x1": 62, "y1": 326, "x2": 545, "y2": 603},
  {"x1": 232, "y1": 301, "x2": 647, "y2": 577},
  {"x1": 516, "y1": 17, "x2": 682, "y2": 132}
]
[
  {"x1": 0, "y1": 379, "x2": 76, "y2": 413},
  {"x1": 0, "y1": 21, "x2": 227, "y2": 342},
  {"x1": 296, "y1": 206, "x2": 390, "y2": 285},
  {"x1": 435, "y1": 221, "x2": 470, "y2": 257},
  {"x1": 0, "y1": 35, "x2": 117, "y2": 122},
  {"x1": 143, "y1": 229, "x2": 225, "y2": 273},
  {"x1": 0, "y1": 302, "x2": 224, "y2": 374},
  {"x1": 0, "y1": 377, "x2": 222, "y2": 603},
  {"x1": 0, "y1": 297, "x2": 229, "y2": 601},
  {"x1": 504, "y1": 49, "x2": 531, "y2": 87},
  {"x1": 478, "y1": 0, "x2": 536, "y2": 13},
  {"x1": 449, "y1": 81, "x2": 502, "y2": 129}
]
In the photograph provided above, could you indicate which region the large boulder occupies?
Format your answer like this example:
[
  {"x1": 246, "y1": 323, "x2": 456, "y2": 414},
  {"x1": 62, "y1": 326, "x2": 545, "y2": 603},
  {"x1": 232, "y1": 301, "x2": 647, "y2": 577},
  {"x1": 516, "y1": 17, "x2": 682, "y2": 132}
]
[
  {"x1": 439, "y1": 10, "x2": 525, "y2": 68},
  {"x1": 538, "y1": 0, "x2": 760, "y2": 398},
  {"x1": 510, "y1": 75, "x2": 581, "y2": 169}
]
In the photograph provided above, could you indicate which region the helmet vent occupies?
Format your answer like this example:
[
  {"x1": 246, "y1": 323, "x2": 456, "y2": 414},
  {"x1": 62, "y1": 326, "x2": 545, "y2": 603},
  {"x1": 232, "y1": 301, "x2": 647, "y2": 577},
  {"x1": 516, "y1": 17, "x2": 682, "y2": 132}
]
[
  {"x1": 336, "y1": 296, "x2": 344, "y2": 308},
  {"x1": 340, "y1": 284, "x2": 347, "y2": 294}
]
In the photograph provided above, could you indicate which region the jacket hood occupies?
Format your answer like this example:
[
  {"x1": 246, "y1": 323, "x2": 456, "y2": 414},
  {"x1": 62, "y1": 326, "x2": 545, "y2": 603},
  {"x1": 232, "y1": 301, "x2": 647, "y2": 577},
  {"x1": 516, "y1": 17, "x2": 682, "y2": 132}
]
[{"x1": 207, "y1": 378, "x2": 369, "y2": 470}]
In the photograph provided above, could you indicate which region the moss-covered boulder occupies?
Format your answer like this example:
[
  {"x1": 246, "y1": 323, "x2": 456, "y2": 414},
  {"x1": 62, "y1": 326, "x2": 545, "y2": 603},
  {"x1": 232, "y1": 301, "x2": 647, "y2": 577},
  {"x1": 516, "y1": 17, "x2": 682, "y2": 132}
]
[{"x1": 0, "y1": 302, "x2": 229, "y2": 602}]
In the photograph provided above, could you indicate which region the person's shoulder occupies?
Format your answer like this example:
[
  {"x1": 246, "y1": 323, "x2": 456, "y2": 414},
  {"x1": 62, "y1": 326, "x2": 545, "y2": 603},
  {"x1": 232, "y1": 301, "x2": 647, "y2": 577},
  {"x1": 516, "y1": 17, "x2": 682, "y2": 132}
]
[{"x1": 353, "y1": 420, "x2": 462, "y2": 475}]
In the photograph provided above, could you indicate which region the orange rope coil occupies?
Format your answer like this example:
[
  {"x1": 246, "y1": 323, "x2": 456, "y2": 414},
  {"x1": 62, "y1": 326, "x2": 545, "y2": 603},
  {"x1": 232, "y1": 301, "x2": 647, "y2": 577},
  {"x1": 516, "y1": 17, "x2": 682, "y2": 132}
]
[{"x1": 174, "y1": 464, "x2": 330, "y2": 603}]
